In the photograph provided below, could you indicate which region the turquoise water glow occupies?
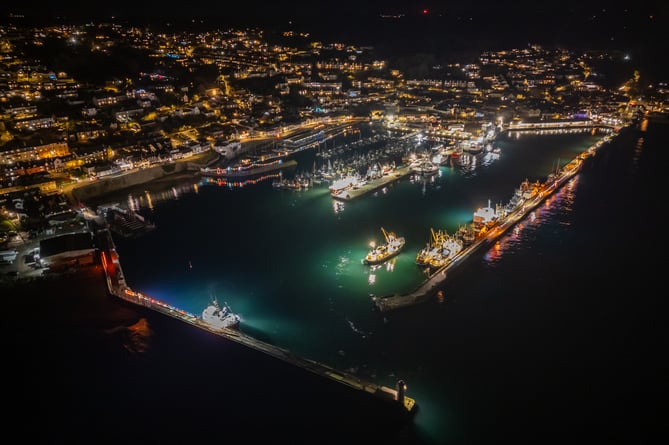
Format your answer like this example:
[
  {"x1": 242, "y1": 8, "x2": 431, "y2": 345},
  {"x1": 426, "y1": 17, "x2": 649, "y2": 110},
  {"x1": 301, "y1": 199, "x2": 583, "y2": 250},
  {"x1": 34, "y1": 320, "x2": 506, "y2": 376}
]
[{"x1": 108, "y1": 126, "x2": 608, "y2": 441}]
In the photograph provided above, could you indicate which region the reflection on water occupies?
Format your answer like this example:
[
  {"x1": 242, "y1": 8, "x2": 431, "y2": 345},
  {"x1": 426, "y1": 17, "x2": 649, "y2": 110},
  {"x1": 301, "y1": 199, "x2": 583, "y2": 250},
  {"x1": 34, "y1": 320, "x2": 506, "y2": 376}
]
[
  {"x1": 483, "y1": 175, "x2": 579, "y2": 265},
  {"x1": 107, "y1": 174, "x2": 283, "y2": 214},
  {"x1": 200, "y1": 173, "x2": 281, "y2": 189},
  {"x1": 104, "y1": 317, "x2": 153, "y2": 354},
  {"x1": 333, "y1": 200, "x2": 345, "y2": 214}
]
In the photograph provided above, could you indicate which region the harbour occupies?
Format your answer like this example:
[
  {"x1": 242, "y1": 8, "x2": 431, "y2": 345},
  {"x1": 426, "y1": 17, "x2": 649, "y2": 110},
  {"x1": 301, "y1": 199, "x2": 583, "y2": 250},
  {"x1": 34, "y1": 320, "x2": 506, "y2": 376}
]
[
  {"x1": 86, "y1": 118, "x2": 649, "y2": 443},
  {"x1": 1, "y1": 8, "x2": 661, "y2": 443}
]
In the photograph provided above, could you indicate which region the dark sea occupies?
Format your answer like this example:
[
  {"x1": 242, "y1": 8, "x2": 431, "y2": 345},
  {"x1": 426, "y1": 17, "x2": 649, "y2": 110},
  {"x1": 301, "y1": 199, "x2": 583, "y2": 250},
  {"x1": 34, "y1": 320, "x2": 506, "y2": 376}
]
[{"x1": 7, "y1": 116, "x2": 664, "y2": 444}]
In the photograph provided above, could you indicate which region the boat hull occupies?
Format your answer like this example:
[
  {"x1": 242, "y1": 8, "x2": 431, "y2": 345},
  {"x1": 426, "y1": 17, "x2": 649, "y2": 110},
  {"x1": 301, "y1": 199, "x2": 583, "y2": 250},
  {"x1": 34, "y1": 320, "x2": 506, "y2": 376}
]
[{"x1": 363, "y1": 248, "x2": 402, "y2": 265}]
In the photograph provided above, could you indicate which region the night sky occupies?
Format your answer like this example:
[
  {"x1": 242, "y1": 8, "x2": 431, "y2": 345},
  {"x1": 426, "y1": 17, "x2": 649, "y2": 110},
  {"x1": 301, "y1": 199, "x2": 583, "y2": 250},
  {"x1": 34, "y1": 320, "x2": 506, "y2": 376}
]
[
  {"x1": 3, "y1": 1, "x2": 665, "y2": 80},
  {"x1": 2, "y1": 1, "x2": 664, "y2": 28}
]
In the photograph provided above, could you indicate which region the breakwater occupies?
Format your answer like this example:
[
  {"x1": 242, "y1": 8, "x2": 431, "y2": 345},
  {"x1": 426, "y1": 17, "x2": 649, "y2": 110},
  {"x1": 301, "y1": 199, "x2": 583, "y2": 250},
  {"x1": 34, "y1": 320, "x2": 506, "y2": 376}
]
[
  {"x1": 94, "y1": 227, "x2": 417, "y2": 415},
  {"x1": 373, "y1": 128, "x2": 622, "y2": 312}
]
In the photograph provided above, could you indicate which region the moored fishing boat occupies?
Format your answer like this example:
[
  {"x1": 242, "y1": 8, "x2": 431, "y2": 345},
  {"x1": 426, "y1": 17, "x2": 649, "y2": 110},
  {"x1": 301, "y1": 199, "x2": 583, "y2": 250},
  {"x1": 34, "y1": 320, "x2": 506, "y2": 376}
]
[
  {"x1": 427, "y1": 235, "x2": 463, "y2": 269},
  {"x1": 456, "y1": 224, "x2": 477, "y2": 246},
  {"x1": 329, "y1": 174, "x2": 365, "y2": 198},
  {"x1": 410, "y1": 159, "x2": 439, "y2": 175},
  {"x1": 472, "y1": 198, "x2": 500, "y2": 228},
  {"x1": 416, "y1": 228, "x2": 450, "y2": 267},
  {"x1": 450, "y1": 146, "x2": 463, "y2": 158},
  {"x1": 201, "y1": 298, "x2": 241, "y2": 330},
  {"x1": 363, "y1": 228, "x2": 406, "y2": 265},
  {"x1": 416, "y1": 228, "x2": 463, "y2": 270}
]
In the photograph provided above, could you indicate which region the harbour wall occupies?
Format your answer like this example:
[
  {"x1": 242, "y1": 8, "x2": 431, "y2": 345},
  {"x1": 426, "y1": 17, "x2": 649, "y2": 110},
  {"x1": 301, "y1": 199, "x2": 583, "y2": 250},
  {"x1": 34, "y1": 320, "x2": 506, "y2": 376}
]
[
  {"x1": 70, "y1": 151, "x2": 218, "y2": 203},
  {"x1": 94, "y1": 228, "x2": 416, "y2": 416}
]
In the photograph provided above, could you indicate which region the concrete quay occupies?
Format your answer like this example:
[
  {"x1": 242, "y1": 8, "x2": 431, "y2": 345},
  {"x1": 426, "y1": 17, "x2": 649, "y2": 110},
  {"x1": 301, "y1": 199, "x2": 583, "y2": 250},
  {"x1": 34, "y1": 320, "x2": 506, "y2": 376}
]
[{"x1": 373, "y1": 136, "x2": 600, "y2": 312}]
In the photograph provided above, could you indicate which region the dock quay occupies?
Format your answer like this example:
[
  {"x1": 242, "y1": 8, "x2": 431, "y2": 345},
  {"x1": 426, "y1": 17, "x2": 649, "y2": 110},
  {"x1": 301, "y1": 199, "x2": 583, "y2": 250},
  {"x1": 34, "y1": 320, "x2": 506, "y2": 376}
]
[
  {"x1": 332, "y1": 165, "x2": 413, "y2": 201},
  {"x1": 94, "y1": 228, "x2": 416, "y2": 415},
  {"x1": 373, "y1": 130, "x2": 620, "y2": 312}
]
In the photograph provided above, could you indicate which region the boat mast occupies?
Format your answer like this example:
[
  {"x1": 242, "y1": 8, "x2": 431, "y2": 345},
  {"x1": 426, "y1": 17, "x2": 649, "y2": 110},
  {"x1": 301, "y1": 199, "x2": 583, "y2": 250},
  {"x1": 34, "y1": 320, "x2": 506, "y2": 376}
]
[{"x1": 381, "y1": 227, "x2": 389, "y2": 243}]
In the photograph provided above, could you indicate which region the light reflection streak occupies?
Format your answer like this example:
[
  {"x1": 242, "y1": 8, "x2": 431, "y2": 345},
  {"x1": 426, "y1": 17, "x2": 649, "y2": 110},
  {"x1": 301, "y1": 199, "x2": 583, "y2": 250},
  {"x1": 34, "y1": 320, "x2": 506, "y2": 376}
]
[
  {"x1": 127, "y1": 194, "x2": 137, "y2": 212},
  {"x1": 510, "y1": 127, "x2": 612, "y2": 138},
  {"x1": 483, "y1": 175, "x2": 579, "y2": 264},
  {"x1": 333, "y1": 200, "x2": 345, "y2": 214},
  {"x1": 145, "y1": 190, "x2": 154, "y2": 210},
  {"x1": 200, "y1": 173, "x2": 280, "y2": 189},
  {"x1": 120, "y1": 171, "x2": 282, "y2": 213}
]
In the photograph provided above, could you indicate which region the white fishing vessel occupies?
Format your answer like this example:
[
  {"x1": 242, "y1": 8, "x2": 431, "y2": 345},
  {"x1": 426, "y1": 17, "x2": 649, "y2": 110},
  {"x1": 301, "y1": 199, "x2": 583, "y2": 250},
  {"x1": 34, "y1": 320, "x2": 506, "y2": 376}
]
[
  {"x1": 201, "y1": 298, "x2": 241, "y2": 330},
  {"x1": 363, "y1": 228, "x2": 406, "y2": 265}
]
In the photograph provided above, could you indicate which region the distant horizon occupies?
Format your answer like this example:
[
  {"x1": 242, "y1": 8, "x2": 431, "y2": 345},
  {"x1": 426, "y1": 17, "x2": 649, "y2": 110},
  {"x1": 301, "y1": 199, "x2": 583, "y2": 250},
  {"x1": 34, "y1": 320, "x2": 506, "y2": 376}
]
[
  {"x1": 1, "y1": 3, "x2": 666, "y2": 80},
  {"x1": 2, "y1": 5, "x2": 662, "y2": 40}
]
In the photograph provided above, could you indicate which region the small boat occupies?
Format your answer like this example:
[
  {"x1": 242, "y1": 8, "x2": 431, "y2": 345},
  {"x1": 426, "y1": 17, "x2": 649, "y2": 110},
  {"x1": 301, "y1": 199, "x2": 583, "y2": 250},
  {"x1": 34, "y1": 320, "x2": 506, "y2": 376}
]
[
  {"x1": 410, "y1": 159, "x2": 439, "y2": 175},
  {"x1": 363, "y1": 228, "x2": 405, "y2": 265},
  {"x1": 450, "y1": 146, "x2": 463, "y2": 158},
  {"x1": 456, "y1": 224, "x2": 477, "y2": 245},
  {"x1": 329, "y1": 175, "x2": 364, "y2": 198}
]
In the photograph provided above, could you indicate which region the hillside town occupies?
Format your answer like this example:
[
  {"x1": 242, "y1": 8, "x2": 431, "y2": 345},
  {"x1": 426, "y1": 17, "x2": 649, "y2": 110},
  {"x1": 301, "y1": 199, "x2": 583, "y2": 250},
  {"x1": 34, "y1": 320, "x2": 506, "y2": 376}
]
[{"x1": 0, "y1": 20, "x2": 666, "y2": 280}]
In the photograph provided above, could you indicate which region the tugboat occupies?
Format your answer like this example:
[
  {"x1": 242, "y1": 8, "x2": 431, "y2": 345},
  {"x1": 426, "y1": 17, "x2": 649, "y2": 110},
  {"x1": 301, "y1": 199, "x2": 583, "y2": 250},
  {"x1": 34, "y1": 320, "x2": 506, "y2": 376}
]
[
  {"x1": 201, "y1": 298, "x2": 241, "y2": 330},
  {"x1": 363, "y1": 228, "x2": 405, "y2": 265}
]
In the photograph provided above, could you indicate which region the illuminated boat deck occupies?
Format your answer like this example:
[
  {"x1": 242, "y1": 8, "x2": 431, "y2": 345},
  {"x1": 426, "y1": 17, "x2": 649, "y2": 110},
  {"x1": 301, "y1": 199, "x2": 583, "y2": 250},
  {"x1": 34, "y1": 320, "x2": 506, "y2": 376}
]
[{"x1": 331, "y1": 165, "x2": 413, "y2": 201}]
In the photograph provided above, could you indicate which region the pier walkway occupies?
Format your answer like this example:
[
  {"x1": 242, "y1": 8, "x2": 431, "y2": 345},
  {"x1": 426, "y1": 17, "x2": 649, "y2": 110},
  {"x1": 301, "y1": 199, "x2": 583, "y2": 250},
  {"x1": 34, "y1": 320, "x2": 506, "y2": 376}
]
[{"x1": 95, "y1": 228, "x2": 415, "y2": 414}]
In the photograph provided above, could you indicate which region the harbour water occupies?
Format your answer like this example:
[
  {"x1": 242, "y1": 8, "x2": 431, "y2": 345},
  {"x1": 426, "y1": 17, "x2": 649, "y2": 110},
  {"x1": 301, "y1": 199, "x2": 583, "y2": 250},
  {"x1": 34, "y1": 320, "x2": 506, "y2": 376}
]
[{"x1": 83, "y1": 117, "x2": 662, "y2": 443}]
